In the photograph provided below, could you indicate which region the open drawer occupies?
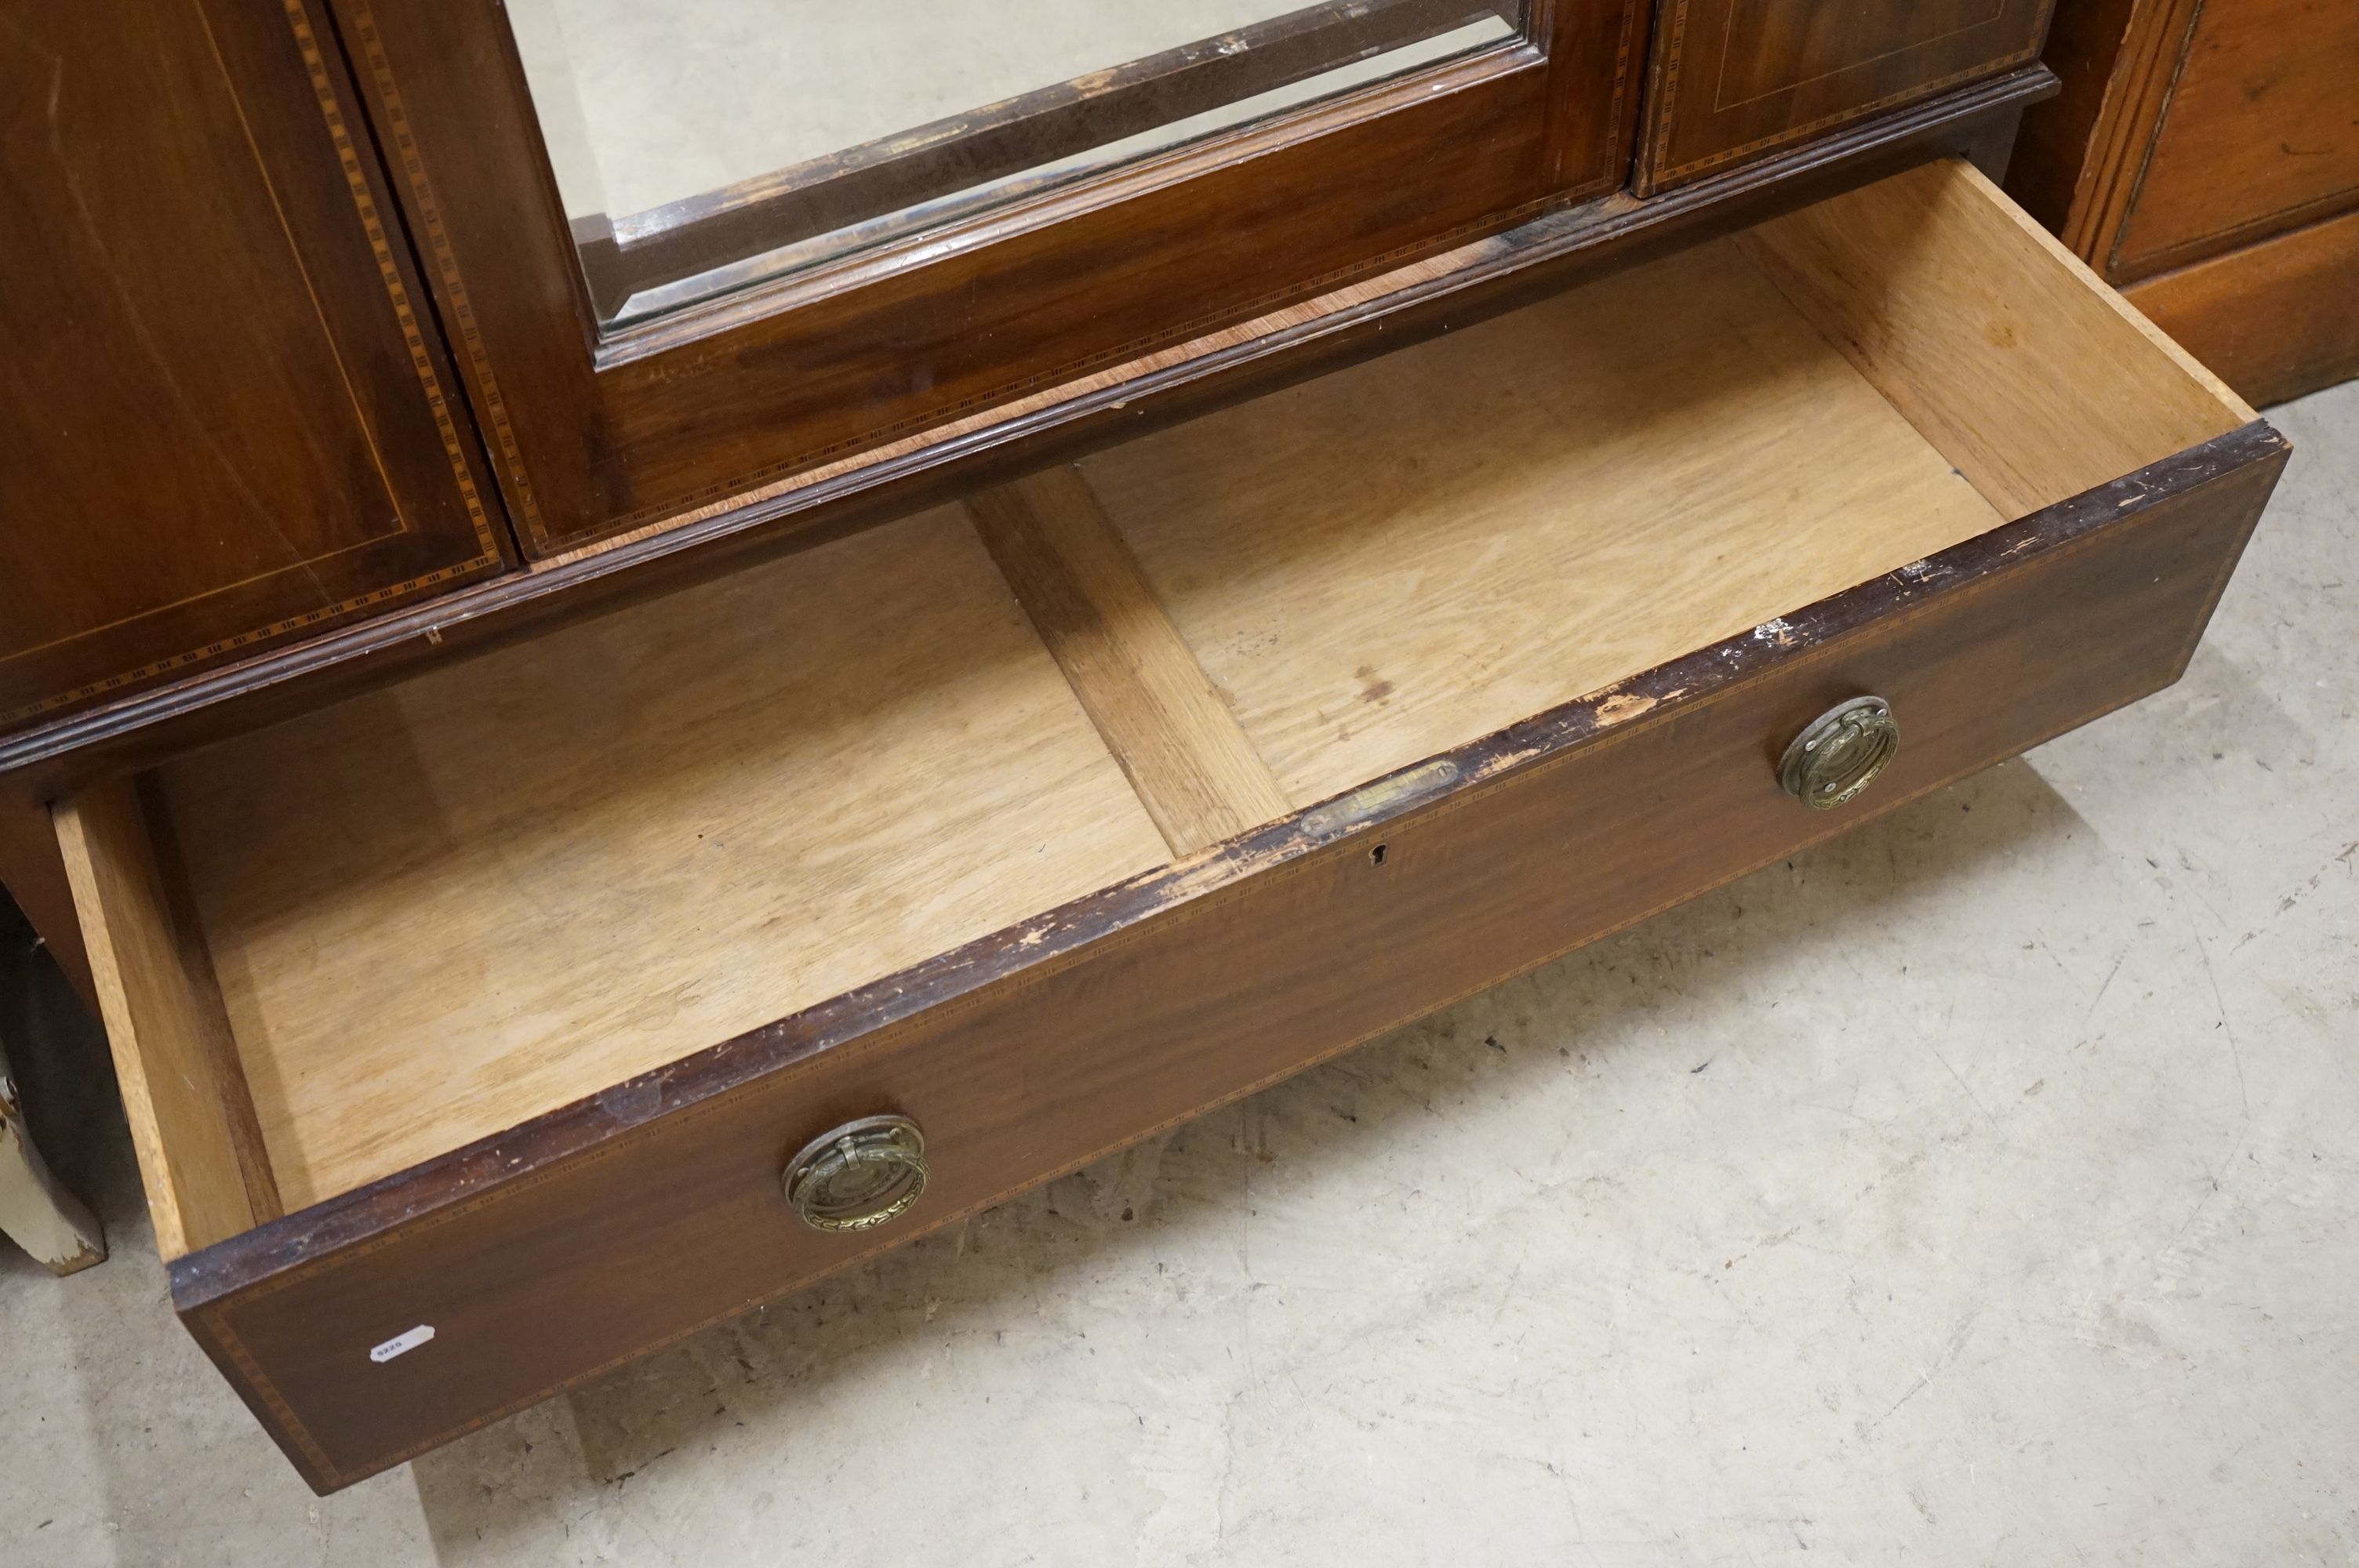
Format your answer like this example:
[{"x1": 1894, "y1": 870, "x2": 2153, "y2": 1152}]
[{"x1": 58, "y1": 160, "x2": 2284, "y2": 1491}]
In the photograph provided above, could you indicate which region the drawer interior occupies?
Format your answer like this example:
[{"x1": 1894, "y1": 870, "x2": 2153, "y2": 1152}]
[
  {"x1": 1076, "y1": 159, "x2": 2249, "y2": 804},
  {"x1": 60, "y1": 159, "x2": 2252, "y2": 1261}
]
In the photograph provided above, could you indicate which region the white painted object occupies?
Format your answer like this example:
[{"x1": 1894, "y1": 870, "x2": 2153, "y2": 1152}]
[
  {"x1": 369, "y1": 1324, "x2": 437, "y2": 1363},
  {"x1": 0, "y1": 1069, "x2": 104, "y2": 1276}
]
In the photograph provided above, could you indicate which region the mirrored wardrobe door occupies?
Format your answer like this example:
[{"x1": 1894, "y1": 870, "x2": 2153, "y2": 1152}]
[
  {"x1": 332, "y1": 0, "x2": 1643, "y2": 557},
  {"x1": 511, "y1": 1, "x2": 1536, "y2": 328}
]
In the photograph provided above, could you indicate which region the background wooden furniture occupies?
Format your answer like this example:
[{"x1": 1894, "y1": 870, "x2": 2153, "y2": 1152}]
[{"x1": 2008, "y1": 0, "x2": 2359, "y2": 405}]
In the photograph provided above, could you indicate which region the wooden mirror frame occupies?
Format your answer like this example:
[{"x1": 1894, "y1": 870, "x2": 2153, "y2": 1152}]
[{"x1": 322, "y1": 0, "x2": 1647, "y2": 557}]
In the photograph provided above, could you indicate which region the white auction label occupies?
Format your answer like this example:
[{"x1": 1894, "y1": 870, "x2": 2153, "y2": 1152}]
[{"x1": 369, "y1": 1324, "x2": 436, "y2": 1363}]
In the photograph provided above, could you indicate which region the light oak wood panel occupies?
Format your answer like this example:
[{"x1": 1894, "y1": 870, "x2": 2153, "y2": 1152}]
[
  {"x1": 1736, "y1": 160, "x2": 2248, "y2": 520},
  {"x1": 154, "y1": 508, "x2": 1171, "y2": 1208},
  {"x1": 1080, "y1": 230, "x2": 2005, "y2": 807},
  {"x1": 968, "y1": 467, "x2": 1291, "y2": 856},
  {"x1": 54, "y1": 780, "x2": 275, "y2": 1258}
]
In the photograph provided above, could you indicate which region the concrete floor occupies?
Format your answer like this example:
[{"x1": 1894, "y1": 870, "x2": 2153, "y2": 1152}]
[{"x1": 2, "y1": 376, "x2": 2354, "y2": 1563}]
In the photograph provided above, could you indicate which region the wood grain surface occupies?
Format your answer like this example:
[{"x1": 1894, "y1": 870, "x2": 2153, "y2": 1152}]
[
  {"x1": 329, "y1": 0, "x2": 1643, "y2": 557},
  {"x1": 113, "y1": 156, "x2": 2241, "y2": 1222},
  {"x1": 1736, "y1": 160, "x2": 2247, "y2": 519},
  {"x1": 1636, "y1": 0, "x2": 2055, "y2": 191},
  {"x1": 2005, "y1": 0, "x2": 2358, "y2": 405},
  {"x1": 54, "y1": 780, "x2": 274, "y2": 1258},
  {"x1": 153, "y1": 509, "x2": 1169, "y2": 1208},
  {"x1": 0, "y1": 70, "x2": 2050, "y2": 790},
  {"x1": 2106, "y1": 0, "x2": 2359, "y2": 279},
  {"x1": 1081, "y1": 233, "x2": 2003, "y2": 805},
  {"x1": 2001, "y1": 0, "x2": 2143, "y2": 239},
  {"x1": 0, "y1": 0, "x2": 509, "y2": 733},
  {"x1": 64, "y1": 142, "x2": 2291, "y2": 1498},
  {"x1": 968, "y1": 469, "x2": 1292, "y2": 855}
]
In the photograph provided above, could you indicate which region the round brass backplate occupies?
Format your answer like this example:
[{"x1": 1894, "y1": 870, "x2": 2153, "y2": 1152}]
[
  {"x1": 1778, "y1": 695, "x2": 1899, "y2": 811},
  {"x1": 783, "y1": 1114, "x2": 929, "y2": 1233}
]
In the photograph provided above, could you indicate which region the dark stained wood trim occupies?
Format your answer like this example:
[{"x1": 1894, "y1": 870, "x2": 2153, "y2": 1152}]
[
  {"x1": 330, "y1": 0, "x2": 1579, "y2": 559},
  {"x1": 587, "y1": 45, "x2": 1551, "y2": 374},
  {"x1": 2091, "y1": 0, "x2": 2359, "y2": 284},
  {"x1": 1634, "y1": 0, "x2": 2055, "y2": 194},
  {"x1": 2008, "y1": 0, "x2": 2200, "y2": 266},
  {"x1": 2117, "y1": 184, "x2": 2359, "y2": 285},
  {"x1": 2005, "y1": 0, "x2": 2168, "y2": 241},
  {"x1": 324, "y1": 0, "x2": 564, "y2": 546},
  {"x1": 585, "y1": 0, "x2": 1522, "y2": 314},
  {"x1": 0, "y1": 0, "x2": 514, "y2": 735},
  {"x1": 1537, "y1": 0, "x2": 1648, "y2": 193},
  {"x1": 0, "y1": 69, "x2": 2053, "y2": 795},
  {"x1": 169, "y1": 419, "x2": 2285, "y2": 1491},
  {"x1": 0, "y1": 789, "x2": 93, "y2": 1011},
  {"x1": 2008, "y1": 0, "x2": 2358, "y2": 374}
]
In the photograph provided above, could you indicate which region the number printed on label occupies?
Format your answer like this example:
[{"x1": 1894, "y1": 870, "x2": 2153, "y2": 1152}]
[{"x1": 369, "y1": 1323, "x2": 436, "y2": 1363}]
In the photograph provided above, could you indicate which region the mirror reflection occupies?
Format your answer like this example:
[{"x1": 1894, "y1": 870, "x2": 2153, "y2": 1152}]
[{"x1": 507, "y1": 1, "x2": 1528, "y2": 328}]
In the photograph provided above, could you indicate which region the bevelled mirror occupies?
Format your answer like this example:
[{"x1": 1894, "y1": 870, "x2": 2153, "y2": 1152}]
[{"x1": 506, "y1": 0, "x2": 1530, "y2": 328}]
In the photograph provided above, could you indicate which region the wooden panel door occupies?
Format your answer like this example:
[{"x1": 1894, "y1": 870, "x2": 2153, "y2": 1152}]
[
  {"x1": 0, "y1": 0, "x2": 512, "y2": 738},
  {"x1": 328, "y1": 0, "x2": 1647, "y2": 559},
  {"x1": 2006, "y1": 0, "x2": 2359, "y2": 405},
  {"x1": 2078, "y1": 0, "x2": 2357, "y2": 281},
  {"x1": 1634, "y1": 0, "x2": 2056, "y2": 192}
]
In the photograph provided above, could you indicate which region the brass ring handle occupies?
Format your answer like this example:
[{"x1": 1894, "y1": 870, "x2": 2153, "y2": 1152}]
[
  {"x1": 1779, "y1": 695, "x2": 1899, "y2": 810},
  {"x1": 783, "y1": 1114, "x2": 929, "y2": 1233}
]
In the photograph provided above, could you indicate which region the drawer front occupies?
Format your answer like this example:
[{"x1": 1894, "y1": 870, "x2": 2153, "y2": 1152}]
[
  {"x1": 170, "y1": 429, "x2": 2281, "y2": 1491},
  {"x1": 1635, "y1": 0, "x2": 2055, "y2": 193}
]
